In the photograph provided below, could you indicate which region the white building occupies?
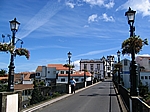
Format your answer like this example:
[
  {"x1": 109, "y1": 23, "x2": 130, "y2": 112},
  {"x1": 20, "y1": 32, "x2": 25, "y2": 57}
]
[
  {"x1": 80, "y1": 56, "x2": 115, "y2": 80},
  {"x1": 57, "y1": 71, "x2": 92, "y2": 84},
  {"x1": 35, "y1": 64, "x2": 92, "y2": 85},
  {"x1": 120, "y1": 59, "x2": 131, "y2": 88},
  {"x1": 119, "y1": 56, "x2": 150, "y2": 90},
  {"x1": 136, "y1": 56, "x2": 150, "y2": 90},
  {"x1": 136, "y1": 56, "x2": 150, "y2": 71}
]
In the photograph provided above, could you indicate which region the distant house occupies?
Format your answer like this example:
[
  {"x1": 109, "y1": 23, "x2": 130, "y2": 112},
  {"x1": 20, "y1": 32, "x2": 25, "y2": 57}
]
[
  {"x1": 80, "y1": 56, "x2": 115, "y2": 80},
  {"x1": 14, "y1": 72, "x2": 35, "y2": 84},
  {"x1": 36, "y1": 64, "x2": 74, "y2": 85},
  {"x1": 57, "y1": 71, "x2": 92, "y2": 84},
  {"x1": 118, "y1": 56, "x2": 150, "y2": 91},
  {"x1": 14, "y1": 72, "x2": 35, "y2": 90},
  {"x1": 0, "y1": 72, "x2": 34, "y2": 90},
  {"x1": 136, "y1": 56, "x2": 150, "y2": 90},
  {"x1": 119, "y1": 58, "x2": 131, "y2": 88},
  {"x1": 35, "y1": 64, "x2": 92, "y2": 85}
]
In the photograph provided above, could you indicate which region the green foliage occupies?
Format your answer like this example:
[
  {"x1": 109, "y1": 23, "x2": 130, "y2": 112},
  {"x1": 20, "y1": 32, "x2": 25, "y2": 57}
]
[
  {"x1": 0, "y1": 84, "x2": 8, "y2": 92},
  {"x1": 0, "y1": 43, "x2": 14, "y2": 53},
  {"x1": 63, "y1": 64, "x2": 75, "y2": 68},
  {"x1": 82, "y1": 69, "x2": 88, "y2": 72},
  {"x1": 39, "y1": 81, "x2": 45, "y2": 86},
  {"x1": 138, "y1": 81, "x2": 148, "y2": 97},
  {"x1": 15, "y1": 48, "x2": 30, "y2": 59},
  {"x1": 52, "y1": 92, "x2": 61, "y2": 98},
  {"x1": 30, "y1": 88, "x2": 44, "y2": 105},
  {"x1": 0, "y1": 69, "x2": 7, "y2": 76}
]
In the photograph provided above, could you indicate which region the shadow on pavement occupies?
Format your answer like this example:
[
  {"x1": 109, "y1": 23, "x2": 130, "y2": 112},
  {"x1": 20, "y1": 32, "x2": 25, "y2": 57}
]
[{"x1": 79, "y1": 93, "x2": 117, "y2": 97}]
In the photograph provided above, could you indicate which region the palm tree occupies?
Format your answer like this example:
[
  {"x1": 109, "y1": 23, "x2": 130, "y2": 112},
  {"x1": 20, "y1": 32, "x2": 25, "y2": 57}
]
[
  {"x1": 0, "y1": 69, "x2": 7, "y2": 77},
  {"x1": 122, "y1": 35, "x2": 148, "y2": 55}
]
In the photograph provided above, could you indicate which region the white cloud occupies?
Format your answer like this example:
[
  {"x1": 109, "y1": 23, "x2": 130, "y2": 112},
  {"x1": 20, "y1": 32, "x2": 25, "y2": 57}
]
[
  {"x1": 83, "y1": 0, "x2": 114, "y2": 8},
  {"x1": 83, "y1": 0, "x2": 104, "y2": 6},
  {"x1": 88, "y1": 14, "x2": 98, "y2": 23},
  {"x1": 88, "y1": 13, "x2": 114, "y2": 23},
  {"x1": 100, "y1": 13, "x2": 115, "y2": 22},
  {"x1": 73, "y1": 60, "x2": 80, "y2": 70},
  {"x1": 117, "y1": 0, "x2": 150, "y2": 17},
  {"x1": 84, "y1": 25, "x2": 89, "y2": 28},
  {"x1": 75, "y1": 47, "x2": 119, "y2": 57},
  {"x1": 66, "y1": 2, "x2": 75, "y2": 8},
  {"x1": 104, "y1": 1, "x2": 115, "y2": 9}
]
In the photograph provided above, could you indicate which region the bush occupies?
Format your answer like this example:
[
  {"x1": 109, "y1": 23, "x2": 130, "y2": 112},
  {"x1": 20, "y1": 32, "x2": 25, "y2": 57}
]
[
  {"x1": 52, "y1": 92, "x2": 61, "y2": 98},
  {"x1": 138, "y1": 82, "x2": 148, "y2": 97},
  {"x1": 30, "y1": 88, "x2": 44, "y2": 105}
]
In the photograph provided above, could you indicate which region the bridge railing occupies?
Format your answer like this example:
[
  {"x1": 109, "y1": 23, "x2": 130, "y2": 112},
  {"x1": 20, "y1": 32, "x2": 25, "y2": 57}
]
[{"x1": 113, "y1": 80, "x2": 150, "y2": 112}]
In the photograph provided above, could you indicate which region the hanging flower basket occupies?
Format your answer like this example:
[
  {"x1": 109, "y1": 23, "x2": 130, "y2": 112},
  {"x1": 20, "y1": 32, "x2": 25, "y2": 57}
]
[
  {"x1": 63, "y1": 64, "x2": 75, "y2": 68},
  {"x1": 114, "y1": 63, "x2": 122, "y2": 68},
  {"x1": 15, "y1": 48, "x2": 30, "y2": 59},
  {"x1": 0, "y1": 43, "x2": 14, "y2": 53}
]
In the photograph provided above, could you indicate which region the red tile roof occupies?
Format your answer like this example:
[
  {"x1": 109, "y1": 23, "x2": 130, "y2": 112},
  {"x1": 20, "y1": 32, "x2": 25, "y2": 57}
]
[
  {"x1": 47, "y1": 64, "x2": 70, "y2": 70},
  {"x1": 0, "y1": 77, "x2": 8, "y2": 80},
  {"x1": 36, "y1": 66, "x2": 42, "y2": 72}
]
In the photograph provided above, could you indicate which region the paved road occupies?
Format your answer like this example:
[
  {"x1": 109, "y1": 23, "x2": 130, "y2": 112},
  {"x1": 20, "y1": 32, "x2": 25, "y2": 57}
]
[{"x1": 34, "y1": 79, "x2": 121, "y2": 112}]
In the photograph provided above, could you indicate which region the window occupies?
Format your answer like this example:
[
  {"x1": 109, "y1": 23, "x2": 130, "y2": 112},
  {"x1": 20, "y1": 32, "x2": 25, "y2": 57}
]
[
  {"x1": 60, "y1": 71, "x2": 64, "y2": 74},
  {"x1": 84, "y1": 64, "x2": 87, "y2": 70},
  {"x1": 53, "y1": 71, "x2": 56, "y2": 74},
  {"x1": 124, "y1": 60, "x2": 128, "y2": 66},
  {"x1": 107, "y1": 67, "x2": 110, "y2": 70},
  {"x1": 61, "y1": 78, "x2": 65, "y2": 82},
  {"x1": 141, "y1": 76, "x2": 144, "y2": 79},
  {"x1": 48, "y1": 71, "x2": 50, "y2": 73},
  {"x1": 97, "y1": 64, "x2": 100, "y2": 70},
  {"x1": 75, "y1": 78, "x2": 79, "y2": 82},
  {"x1": 36, "y1": 73, "x2": 40, "y2": 76},
  {"x1": 145, "y1": 76, "x2": 148, "y2": 79},
  {"x1": 149, "y1": 76, "x2": 150, "y2": 79},
  {"x1": 81, "y1": 78, "x2": 84, "y2": 81},
  {"x1": 90, "y1": 64, "x2": 94, "y2": 71}
]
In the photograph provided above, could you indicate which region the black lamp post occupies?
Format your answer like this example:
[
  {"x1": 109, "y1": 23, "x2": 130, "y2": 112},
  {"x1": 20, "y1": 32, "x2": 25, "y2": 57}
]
[
  {"x1": 102, "y1": 56, "x2": 105, "y2": 80},
  {"x1": 84, "y1": 63, "x2": 86, "y2": 87},
  {"x1": 117, "y1": 50, "x2": 121, "y2": 84},
  {"x1": 67, "y1": 51, "x2": 72, "y2": 93},
  {"x1": 8, "y1": 18, "x2": 20, "y2": 91},
  {"x1": 125, "y1": 7, "x2": 138, "y2": 96}
]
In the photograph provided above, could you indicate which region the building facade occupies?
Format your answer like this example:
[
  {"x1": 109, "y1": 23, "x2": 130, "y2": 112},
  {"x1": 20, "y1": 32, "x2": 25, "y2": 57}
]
[
  {"x1": 136, "y1": 56, "x2": 150, "y2": 90},
  {"x1": 118, "y1": 56, "x2": 150, "y2": 90},
  {"x1": 80, "y1": 56, "x2": 114, "y2": 80},
  {"x1": 35, "y1": 64, "x2": 92, "y2": 85}
]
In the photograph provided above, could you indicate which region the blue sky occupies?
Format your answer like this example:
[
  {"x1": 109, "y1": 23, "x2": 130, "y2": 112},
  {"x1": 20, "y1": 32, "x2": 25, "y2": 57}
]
[{"x1": 0, "y1": 0, "x2": 150, "y2": 72}]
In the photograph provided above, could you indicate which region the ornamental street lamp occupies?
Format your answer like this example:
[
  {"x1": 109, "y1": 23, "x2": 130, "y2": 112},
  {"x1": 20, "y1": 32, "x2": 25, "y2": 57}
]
[
  {"x1": 117, "y1": 50, "x2": 121, "y2": 84},
  {"x1": 67, "y1": 51, "x2": 72, "y2": 93},
  {"x1": 102, "y1": 56, "x2": 105, "y2": 80},
  {"x1": 8, "y1": 18, "x2": 20, "y2": 91},
  {"x1": 83, "y1": 63, "x2": 86, "y2": 87},
  {"x1": 125, "y1": 7, "x2": 138, "y2": 96}
]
